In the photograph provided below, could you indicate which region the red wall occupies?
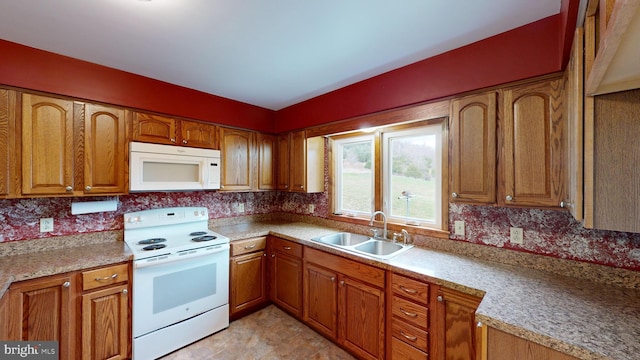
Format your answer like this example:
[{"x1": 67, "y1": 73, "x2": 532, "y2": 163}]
[{"x1": 0, "y1": 39, "x2": 275, "y2": 133}]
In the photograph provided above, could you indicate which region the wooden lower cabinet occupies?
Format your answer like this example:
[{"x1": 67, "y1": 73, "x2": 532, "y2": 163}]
[
  {"x1": 485, "y1": 327, "x2": 579, "y2": 360},
  {"x1": 6, "y1": 272, "x2": 77, "y2": 360},
  {"x1": 387, "y1": 273, "x2": 430, "y2": 359},
  {"x1": 4, "y1": 263, "x2": 130, "y2": 360},
  {"x1": 230, "y1": 237, "x2": 268, "y2": 319},
  {"x1": 304, "y1": 247, "x2": 386, "y2": 360},
  {"x1": 433, "y1": 286, "x2": 483, "y2": 360},
  {"x1": 268, "y1": 236, "x2": 303, "y2": 318}
]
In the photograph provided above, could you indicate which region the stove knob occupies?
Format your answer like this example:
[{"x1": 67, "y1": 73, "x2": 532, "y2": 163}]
[
  {"x1": 194, "y1": 211, "x2": 199, "y2": 216},
  {"x1": 200, "y1": 210, "x2": 205, "y2": 216}
]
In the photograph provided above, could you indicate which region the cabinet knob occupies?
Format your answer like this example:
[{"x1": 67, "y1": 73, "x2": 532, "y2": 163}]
[
  {"x1": 182, "y1": 140, "x2": 188, "y2": 144},
  {"x1": 284, "y1": 185, "x2": 288, "y2": 189},
  {"x1": 122, "y1": 289, "x2": 128, "y2": 295},
  {"x1": 299, "y1": 185, "x2": 304, "y2": 189},
  {"x1": 506, "y1": 195, "x2": 513, "y2": 201},
  {"x1": 477, "y1": 321, "x2": 483, "y2": 328},
  {"x1": 62, "y1": 281, "x2": 70, "y2": 288},
  {"x1": 340, "y1": 280, "x2": 345, "y2": 286},
  {"x1": 560, "y1": 201, "x2": 573, "y2": 209},
  {"x1": 65, "y1": 186, "x2": 73, "y2": 192},
  {"x1": 271, "y1": 254, "x2": 275, "y2": 258},
  {"x1": 170, "y1": 138, "x2": 176, "y2": 143},
  {"x1": 331, "y1": 277, "x2": 335, "y2": 282},
  {"x1": 85, "y1": 185, "x2": 92, "y2": 191},
  {"x1": 263, "y1": 253, "x2": 267, "y2": 257},
  {"x1": 451, "y1": 192, "x2": 458, "y2": 198},
  {"x1": 437, "y1": 295, "x2": 443, "y2": 302}
]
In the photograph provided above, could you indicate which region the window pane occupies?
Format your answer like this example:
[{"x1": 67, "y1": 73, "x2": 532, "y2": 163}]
[
  {"x1": 385, "y1": 126, "x2": 441, "y2": 226},
  {"x1": 336, "y1": 138, "x2": 373, "y2": 215}
]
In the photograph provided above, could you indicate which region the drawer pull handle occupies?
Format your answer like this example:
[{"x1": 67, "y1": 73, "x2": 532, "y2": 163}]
[
  {"x1": 283, "y1": 246, "x2": 292, "y2": 250},
  {"x1": 244, "y1": 244, "x2": 257, "y2": 249},
  {"x1": 96, "y1": 273, "x2": 118, "y2": 281},
  {"x1": 399, "y1": 286, "x2": 417, "y2": 294},
  {"x1": 400, "y1": 331, "x2": 417, "y2": 341},
  {"x1": 400, "y1": 308, "x2": 417, "y2": 318}
]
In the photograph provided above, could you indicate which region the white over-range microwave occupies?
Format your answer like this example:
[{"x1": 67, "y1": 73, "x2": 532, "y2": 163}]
[{"x1": 129, "y1": 142, "x2": 221, "y2": 191}]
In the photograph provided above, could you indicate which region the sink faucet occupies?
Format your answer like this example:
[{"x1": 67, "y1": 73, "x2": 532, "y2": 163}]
[
  {"x1": 369, "y1": 211, "x2": 387, "y2": 240},
  {"x1": 393, "y1": 229, "x2": 410, "y2": 245}
]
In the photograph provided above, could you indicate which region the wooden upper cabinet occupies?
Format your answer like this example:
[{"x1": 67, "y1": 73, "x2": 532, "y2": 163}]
[
  {"x1": 180, "y1": 119, "x2": 218, "y2": 149},
  {"x1": 276, "y1": 133, "x2": 290, "y2": 190},
  {"x1": 288, "y1": 130, "x2": 324, "y2": 193},
  {"x1": 22, "y1": 94, "x2": 75, "y2": 195},
  {"x1": 132, "y1": 112, "x2": 217, "y2": 149},
  {"x1": 82, "y1": 103, "x2": 128, "y2": 195},
  {"x1": 450, "y1": 92, "x2": 497, "y2": 204},
  {"x1": 0, "y1": 88, "x2": 18, "y2": 198},
  {"x1": 289, "y1": 130, "x2": 307, "y2": 191},
  {"x1": 257, "y1": 133, "x2": 276, "y2": 190},
  {"x1": 220, "y1": 127, "x2": 254, "y2": 191},
  {"x1": 131, "y1": 112, "x2": 177, "y2": 145},
  {"x1": 499, "y1": 78, "x2": 565, "y2": 208}
]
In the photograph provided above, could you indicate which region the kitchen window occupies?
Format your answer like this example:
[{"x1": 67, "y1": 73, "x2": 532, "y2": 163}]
[{"x1": 330, "y1": 119, "x2": 447, "y2": 232}]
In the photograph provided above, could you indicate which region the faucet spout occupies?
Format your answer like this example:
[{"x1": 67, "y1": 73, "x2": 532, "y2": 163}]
[{"x1": 369, "y1": 211, "x2": 387, "y2": 240}]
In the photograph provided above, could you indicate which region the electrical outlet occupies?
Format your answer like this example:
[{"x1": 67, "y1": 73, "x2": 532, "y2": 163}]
[
  {"x1": 40, "y1": 218, "x2": 54, "y2": 232},
  {"x1": 454, "y1": 220, "x2": 465, "y2": 236},
  {"x1": 238, "y1": 203, "x2": 245, "y2": 213},
  {"x1": 308, "y1": 204, "x2": 315, "y2": 214},
  {"x1": 510, "y1": 227, "x2": 524, "y2": 244}
]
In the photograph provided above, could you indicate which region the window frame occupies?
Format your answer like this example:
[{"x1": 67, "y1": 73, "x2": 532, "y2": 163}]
[{"x1": 328, "y1": 118, "x2": 449, "y2": 236}]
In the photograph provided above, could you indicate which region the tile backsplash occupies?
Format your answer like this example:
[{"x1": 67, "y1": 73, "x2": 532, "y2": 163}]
[{"x1": 1, "y1": 192, "x2": 639, "y2": 271}]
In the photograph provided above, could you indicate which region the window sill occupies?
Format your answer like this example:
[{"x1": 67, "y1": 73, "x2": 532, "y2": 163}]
[{"x1": 328, "y1": 213, "x2": 450, "y2": 240}]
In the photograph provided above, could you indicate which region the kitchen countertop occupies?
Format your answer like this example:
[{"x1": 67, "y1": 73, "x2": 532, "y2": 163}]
[
  {"x1": 214, "y1": 221, "x2": 640, "y2": 360},
  {"x1": 1, "y1": 221, "x2": 638, "y2": 360}
]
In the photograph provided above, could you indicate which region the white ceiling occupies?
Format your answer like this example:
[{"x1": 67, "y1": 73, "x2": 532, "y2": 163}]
[{"x1": 0, "y1": 0, "x2": 561, "y2": 110}]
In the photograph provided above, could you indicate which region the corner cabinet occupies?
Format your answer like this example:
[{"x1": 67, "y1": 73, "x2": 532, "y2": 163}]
[
  {"x1": 485, "y1": 327, "x2": 579, "y2": 360},
  {"x1": 304, "y1": 247, "x2": 386, "y2": 360},
  {"x1": 433, "y1": 286, "x2": 483, "y2": 360},
  {"x1": 499, "y1": 78, "x2": 565, "y2": 208},
  {"x1": 0, "y1": 88, "x2": 18, "y2": 198},
  {"x1": 257, "y1": 133, "x2": 277, "y2": 190},
  {"x1": 450, "y1": 91, "x2": 497, "y2": 204}
]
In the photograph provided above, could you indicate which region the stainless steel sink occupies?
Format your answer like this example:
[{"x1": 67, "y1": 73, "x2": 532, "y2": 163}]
[
  {"x1": 311, "y1": 232, "x2": 371, "y2": 246},
  {"x1": 310, "y1": 232, "x2": 412, "y2": 260}
]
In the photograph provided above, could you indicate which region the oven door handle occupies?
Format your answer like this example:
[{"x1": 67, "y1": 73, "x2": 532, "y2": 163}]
[{"x1": 134, "y1": 243, "x2": 229, "y2": 269}]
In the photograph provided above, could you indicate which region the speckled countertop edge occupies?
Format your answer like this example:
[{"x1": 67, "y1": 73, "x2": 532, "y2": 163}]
[{"x1": 212, "y1": 220, "x2": 640, "y2": 360}]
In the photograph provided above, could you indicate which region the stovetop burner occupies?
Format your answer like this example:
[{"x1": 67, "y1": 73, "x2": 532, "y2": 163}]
[
  {"x1": 189, "y1": 231, "x2": 208, "y2": 236},
  {"x1": 143, "y1": 244, "x2": 167, "y2": 251},
  {"x1": 192, "y1": 235, "x2": 217, "y2": 242},
  {"x1": 138, "y1": 238, "x2": 167, "y2": 245}
]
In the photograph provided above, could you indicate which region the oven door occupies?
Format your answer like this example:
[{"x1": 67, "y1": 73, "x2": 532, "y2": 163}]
[{"x1": 132, "y1": 244, "x2": 229, "y2": 338}]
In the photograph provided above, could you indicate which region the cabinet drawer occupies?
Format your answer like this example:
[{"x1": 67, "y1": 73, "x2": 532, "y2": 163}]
[
  {"x1": 231, "y1": 237, "x2": 267, "y2": 256},
  {"x1": 392, "y1": 296, "x2": 428, "y2": 329},
  {"x1": 391, "y1": 336, "x2": 428, "y2": 360},
  {"x1": 82, "y1": 263, "x2": 129, "y2": 291},
  {"x1": 392, "y1": 319, "x2": 428, "y2": 352},
  {"x1": 391, "y1": 273, "x2": 429, "y2": 305},
  {"x1": 305, "y1": 247, "x2": 385, "y2": 288},
  {"x1": 270, "y1": 237, "x2": 303, "y2": 258}
]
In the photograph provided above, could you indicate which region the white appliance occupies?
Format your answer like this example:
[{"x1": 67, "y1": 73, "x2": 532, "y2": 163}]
[
  {"x1": 124, "y1": 207, "x2": 230, "y2": 360},
  {"x1": 129, "y1": 142, "x2": 221, "y2": 191}
]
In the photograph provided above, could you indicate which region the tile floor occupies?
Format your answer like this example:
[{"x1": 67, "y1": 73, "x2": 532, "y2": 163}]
[{"x1": 160, "y1": 305, "x2": 356, "y2": 359}]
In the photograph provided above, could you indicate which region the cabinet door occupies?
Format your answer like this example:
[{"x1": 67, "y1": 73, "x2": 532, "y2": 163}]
[
  {"x1": 131, "y1": 112, "x2": 177, "y2": 145},
  {"x1": 22, "y1": 94, "x2": 75, "y2": 195},
  {"x1": 0, "y1": 88, "x2": 18, "y2": 197},
  {"x1": 500, "y1": 79, "x2": 564, "y2": 207},
  {"x1": 304, "y1": 262, "x2": 338, "y2": 339},
  {"x1": 340, "y1": 276, "x2": 385, "y2": 360},
  {"x1": 486, "y1": 327, "x2": 579, "y2": 360},
  {"x1": 276, "y1": 133, "x2": 290, "y2": 190},
  {"x1": 270, "y1": 251, "x2": 302, "y2": 318},
  {"x1": 289, "y1": 130, "x2": 306, "y2": 192},
  {"x1": 257, "y1": 133, "x2": 276, "y2": 190},
  {"x1": 433, "y1": 287, "x2": 482, "y2": 360},
  {"x1": 220, "y1": 127, "x2": 254, "y2": 191},
  {"x1": 230, "y1": 251, "x2": 268, "y2": 317},
  {"x1": 7, "y1": 273, "x2": 77, "y2": 360},
  {"x1": 83, "y1": 103, "x2": 128, "y2": 195},
  {"x1": 180, "y1": 119, "x2": 218, "y2": 149},
  {"x1": 450, "y1": 92, "x2": 497, "y2": 204},
  {"x1": 81, "y1": 284, "x2": 129, "y2": 360}
]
